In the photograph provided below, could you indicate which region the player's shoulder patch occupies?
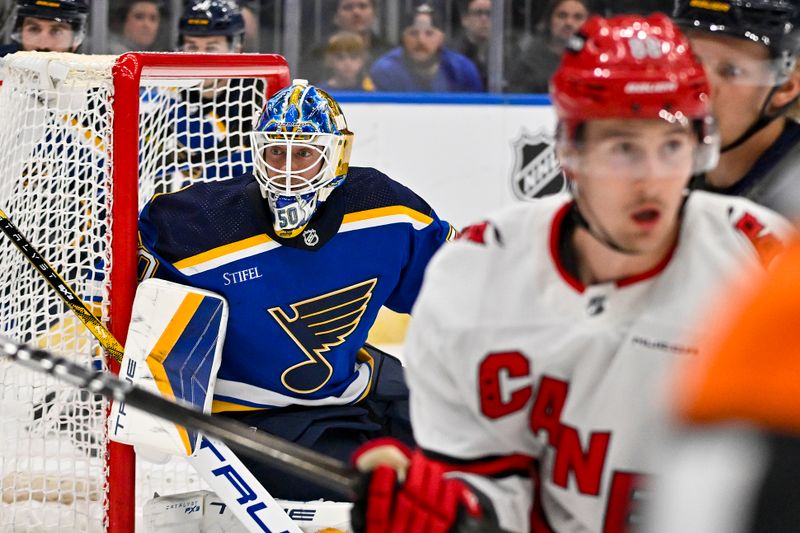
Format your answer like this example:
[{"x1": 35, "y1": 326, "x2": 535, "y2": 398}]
[
  {"x1": 690, "y1": 191, "x2": 791, "y2": 269},
  {"x1": 455, "y1": 196, "x2": 568, "y2": 250},
  {"x1": 729, "y1": 208, "x2": 785, "y2": 268},
  {"x1": 456, "y1": 220, "x2": 503, "y2": 246}
]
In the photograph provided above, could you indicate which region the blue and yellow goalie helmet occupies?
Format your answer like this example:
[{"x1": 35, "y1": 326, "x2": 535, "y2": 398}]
[{"x1": 251, "y1": 79, "x2": 354, "y2": 238}]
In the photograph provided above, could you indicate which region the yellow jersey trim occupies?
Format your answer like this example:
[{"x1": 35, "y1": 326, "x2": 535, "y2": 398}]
[
  {"x1": 343, "y1": 205, "x2": 433, "y2": 226},
  {"x1": 173, "y1": 234, "x2": 273, "y2": 270}
]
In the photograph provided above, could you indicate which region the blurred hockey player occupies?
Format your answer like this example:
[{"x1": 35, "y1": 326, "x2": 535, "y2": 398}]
[
  {"x1": 646, "y1": 243, "x2": 800, "y2": 533},
  {"x1": 166, "y1": 0, "x2": 254, "y2": 180},
  {"x1": 351, "y1": 14, "x2": 794, "y2": 533},
  {"x1": 0, "y1": 0, "x2": 88, "y2": 56},
  {"x1": 127, "y1": 0, "x2": 249, "y2": 182},
  {"x1": 674, "y1": 0, "x2": 800, "y2": 216},
  {"x1": 138, "y1": 80, "x2": 456, "y2": 501},
  {"x1": 179, "y1": 0, "x2": 244, "y2": 54}
]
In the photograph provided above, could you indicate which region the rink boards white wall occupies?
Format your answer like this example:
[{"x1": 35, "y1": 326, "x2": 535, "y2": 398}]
[
  {"x1": 335, "y1": 94, "x2": 559, "y2": 347},
  {"x1": 337, "y1": 94, "x2": 559, "y2": 229}
]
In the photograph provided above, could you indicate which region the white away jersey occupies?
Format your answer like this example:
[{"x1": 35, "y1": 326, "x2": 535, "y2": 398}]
[{"x1": 404, "y1": 192, "x2": 792, "y2": 533}]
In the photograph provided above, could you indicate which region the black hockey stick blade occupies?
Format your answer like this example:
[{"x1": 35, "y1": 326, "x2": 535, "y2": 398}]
[
  {"x1": 0, "y1": 209, "x2": 125, "y2": 363},
  {"x1": 0, "y1": 335, "x2": 360, "y2": 497}
]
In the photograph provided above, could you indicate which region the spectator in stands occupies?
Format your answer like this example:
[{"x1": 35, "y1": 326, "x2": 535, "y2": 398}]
[
  {"x1": 318, "y1": 31, "x2": 375, "y2": 92},
  {"x1": 238, "y1": 0, "x2": 258, "y2": 52},
  {"x1": 370, "y1": 4, "x2": 484, "y2": 93},
  {"x1": 108, "y1": 0, "x2": 163, "y2": 54},
  {"x1": 507, "y1": 0, "x2": 590, "y2": 93},
  {"x1": 0, "y1": 0, "x2": 88, "y2": 56},
  {"x1": 452, "y1": 0, "x2": 492, "y2": 88},
  {"x1": 300, "y1": 0, "x2": 391, "y2": 86}
]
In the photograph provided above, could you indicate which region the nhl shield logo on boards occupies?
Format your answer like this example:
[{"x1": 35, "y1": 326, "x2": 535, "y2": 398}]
[
  {"x1": 303, "y1": 229, "x2": 320, "y2": 247},
  {"x1": 510, "y1": 128, "x2": 566, "y2": 200}
]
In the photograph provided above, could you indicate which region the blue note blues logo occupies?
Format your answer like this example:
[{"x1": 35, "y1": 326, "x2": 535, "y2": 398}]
[{"x1": 269, "y1": 278, "x2": 377, "y2": 394}]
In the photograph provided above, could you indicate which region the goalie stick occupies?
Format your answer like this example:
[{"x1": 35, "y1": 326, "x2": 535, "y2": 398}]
[
  {"x1": 0, "y1": 209, "x2": 124, "y2": 363},
  {"x1": 0, "y1": 335, "x2": 359, "y2": 496}
]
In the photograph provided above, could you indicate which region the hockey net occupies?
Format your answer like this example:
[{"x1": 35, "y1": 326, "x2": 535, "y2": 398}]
[{"x1": 0, "y1": 52, "x2": 290, "y2": 532}]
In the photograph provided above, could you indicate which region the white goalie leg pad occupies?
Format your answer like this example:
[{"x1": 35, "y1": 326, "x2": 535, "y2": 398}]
[
  {"x1": 143, "y1": 490, "x2": 209, "y2": 533},
  {"x1": 108, "y1": 278, "x2": 228, "y2": 459},
  {"x1": 107, "y1": 279, "x2": 302, "y2": 532},
  {"x1": 144, "y1": 489, "x2": 353, "y2": 533},
  {"x1": 276, "y1": 500, "x2": 352, "y2": 533}
]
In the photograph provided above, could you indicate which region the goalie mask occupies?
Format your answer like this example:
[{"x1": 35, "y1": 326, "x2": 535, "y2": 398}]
[{"x1": 251, "y1": 80, "x2": 354, "y2": 238}]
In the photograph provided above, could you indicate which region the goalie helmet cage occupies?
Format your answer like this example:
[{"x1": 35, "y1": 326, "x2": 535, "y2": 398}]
[{"x1": 0, "y1": 52, "x2": 290, "y2": 532}]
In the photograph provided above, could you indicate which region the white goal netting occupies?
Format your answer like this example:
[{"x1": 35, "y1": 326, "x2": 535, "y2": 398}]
[{"x1": 0, "y1": 51, "x2": 287, "y2": 532}]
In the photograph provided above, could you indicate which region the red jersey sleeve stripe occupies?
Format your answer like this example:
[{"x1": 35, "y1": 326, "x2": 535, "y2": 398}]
[{"x1": 422, "y1": 449, "x2": 535, "y2": 479}]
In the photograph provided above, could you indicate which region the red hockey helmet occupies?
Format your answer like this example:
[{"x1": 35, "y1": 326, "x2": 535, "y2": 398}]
[
  {"x1": 551, "y1": 13, "x2": 718, "y2": 172},
  {"x1": 551, "y1": 13, "x2": 710, "y2": 123}
]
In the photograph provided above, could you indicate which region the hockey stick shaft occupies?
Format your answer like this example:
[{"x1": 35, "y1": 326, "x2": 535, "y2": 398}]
[
  {"x1": 0, "y1": 209, "x2": 359, "y2": 493},
  {"x1": 0, "y1": 209, "x2": 125, "y2": 363},
  {"x1": 0, "y1": 335, "x2": 360, "y2": 496}
]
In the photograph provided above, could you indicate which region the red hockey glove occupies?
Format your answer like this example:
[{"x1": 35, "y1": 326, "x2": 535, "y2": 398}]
[{"x1": 351, "y1": 438, "x2": 502, "y2": 533}]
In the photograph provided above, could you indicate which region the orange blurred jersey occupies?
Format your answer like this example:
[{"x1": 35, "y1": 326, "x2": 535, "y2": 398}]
[{"x1": 677, "y1": 241, "x2": 800, "y2": 433}]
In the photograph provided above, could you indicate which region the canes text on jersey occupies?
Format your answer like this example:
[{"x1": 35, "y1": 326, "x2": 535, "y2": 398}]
[
  {"x1": 223, "y1": 266, "x2": 263, "y2": 286},
  {"x1": 479, "y1": 350, "x2": 646, "y2": 533}
]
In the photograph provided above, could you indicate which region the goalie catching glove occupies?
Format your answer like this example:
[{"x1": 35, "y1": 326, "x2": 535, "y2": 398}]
[{"x1": 350, "y1": 438, "x2": 507, "y2": 533}]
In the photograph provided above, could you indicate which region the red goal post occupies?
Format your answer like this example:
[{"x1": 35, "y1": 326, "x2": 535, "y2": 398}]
[{"x1": 0, "y1": 52, "x2": 290, "y2": 532}]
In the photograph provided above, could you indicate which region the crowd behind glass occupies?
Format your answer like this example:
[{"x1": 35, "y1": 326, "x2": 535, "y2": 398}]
[{"x1": 0, "y1": 0, "x2": 674, "y2": 93}]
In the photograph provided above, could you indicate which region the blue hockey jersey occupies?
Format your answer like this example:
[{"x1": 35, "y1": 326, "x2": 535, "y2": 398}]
[{"x1": 138, "y1": 167, "x2": 455, "y2": 412}]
